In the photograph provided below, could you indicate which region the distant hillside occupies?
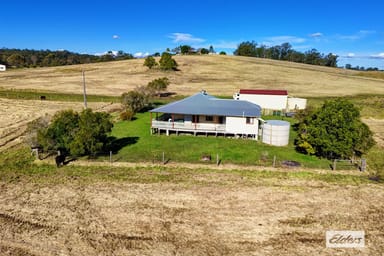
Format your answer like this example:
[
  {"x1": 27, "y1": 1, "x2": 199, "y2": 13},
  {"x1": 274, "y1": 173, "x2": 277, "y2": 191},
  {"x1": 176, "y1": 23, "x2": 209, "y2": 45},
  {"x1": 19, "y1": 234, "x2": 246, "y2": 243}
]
[
  {"x1": 0, "y1": 55, "x2": 383, "y2": 97},
  {"x1": 0, "y1": 48, "x2": 133, "y2": 68}
]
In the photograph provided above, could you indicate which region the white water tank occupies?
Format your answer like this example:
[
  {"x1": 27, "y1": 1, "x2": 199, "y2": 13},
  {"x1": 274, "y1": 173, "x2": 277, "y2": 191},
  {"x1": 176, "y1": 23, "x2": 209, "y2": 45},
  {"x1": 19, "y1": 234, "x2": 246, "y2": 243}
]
[{"x1": 262, "y1": 120, "x2": 290, "y2": 146}]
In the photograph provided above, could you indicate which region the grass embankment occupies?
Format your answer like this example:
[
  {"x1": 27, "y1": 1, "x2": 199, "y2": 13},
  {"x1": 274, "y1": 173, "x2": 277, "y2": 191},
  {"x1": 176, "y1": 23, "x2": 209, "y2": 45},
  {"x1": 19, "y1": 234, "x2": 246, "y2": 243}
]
[
  {"x1": 0, "y1": 147, "x2": 379, "y2": 186},
  {"x1": 0, "y1": 88, "x2": 119, "y2": 102}
]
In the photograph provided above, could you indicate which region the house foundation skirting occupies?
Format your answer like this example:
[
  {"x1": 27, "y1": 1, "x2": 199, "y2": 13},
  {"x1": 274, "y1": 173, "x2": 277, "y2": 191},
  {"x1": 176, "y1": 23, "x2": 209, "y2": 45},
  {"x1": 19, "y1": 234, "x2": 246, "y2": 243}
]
[{"x1": 151, "y1": 127, "x2": 257, "y2": 140}]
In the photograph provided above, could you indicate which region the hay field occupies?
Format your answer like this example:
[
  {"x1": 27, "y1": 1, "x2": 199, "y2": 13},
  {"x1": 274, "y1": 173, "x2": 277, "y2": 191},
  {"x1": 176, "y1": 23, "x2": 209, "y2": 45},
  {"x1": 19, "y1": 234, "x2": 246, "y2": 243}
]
[
  {"x1": 0, "y1": 98, "x2": 115, "y2": 151},
  {"x1": 1, "y1": 55, "x2": 384, "y2": 97},
  {"x1": 0, "y1": 172, "x2": 382, "y2": 255}
]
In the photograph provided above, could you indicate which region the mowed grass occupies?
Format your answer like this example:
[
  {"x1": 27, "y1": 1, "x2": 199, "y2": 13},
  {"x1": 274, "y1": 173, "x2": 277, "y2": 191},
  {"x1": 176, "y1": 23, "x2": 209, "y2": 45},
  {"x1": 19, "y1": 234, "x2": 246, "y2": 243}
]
[{"x1": 106, "y1": 112, "x2": 331, "y2": 169}]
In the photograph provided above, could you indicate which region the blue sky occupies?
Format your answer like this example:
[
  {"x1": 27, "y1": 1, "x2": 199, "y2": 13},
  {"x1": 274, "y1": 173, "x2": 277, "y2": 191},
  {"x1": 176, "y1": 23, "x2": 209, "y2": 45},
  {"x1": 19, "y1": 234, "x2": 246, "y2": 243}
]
[{"x1": 2, "y1": 0, "x2": 383, "y2": 69}]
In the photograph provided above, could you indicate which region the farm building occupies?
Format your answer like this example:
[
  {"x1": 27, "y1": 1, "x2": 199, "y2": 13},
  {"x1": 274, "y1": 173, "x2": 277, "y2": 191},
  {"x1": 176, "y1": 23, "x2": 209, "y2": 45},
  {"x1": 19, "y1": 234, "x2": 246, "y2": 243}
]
[
  {"x1": 233, "y1": 89, "x2": 306, "y2": 115},
  {"x1": 0, "y1": 64, "x2": 6, "y2": 71},
  {"x1": 150, "y1": 90, "x2": 262, "y2": 139}
]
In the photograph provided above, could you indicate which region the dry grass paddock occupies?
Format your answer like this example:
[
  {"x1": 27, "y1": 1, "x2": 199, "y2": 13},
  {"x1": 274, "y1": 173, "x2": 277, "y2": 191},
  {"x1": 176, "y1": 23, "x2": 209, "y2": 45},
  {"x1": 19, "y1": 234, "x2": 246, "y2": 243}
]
[
  {"x1": 0, "y1": 173, "x2": 382, "y2": 255},
  {"x1": 1, "y1": 55, "x2": 384, "y2": 97},
  {"x1": 0, "y1": 98, "x2": 116, "y2": 151}
]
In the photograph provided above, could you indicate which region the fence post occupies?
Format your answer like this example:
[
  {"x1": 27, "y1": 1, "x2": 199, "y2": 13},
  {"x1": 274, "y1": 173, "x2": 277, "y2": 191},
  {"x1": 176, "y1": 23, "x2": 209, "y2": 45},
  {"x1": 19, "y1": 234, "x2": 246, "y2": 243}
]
[
  {"x1": 333, "y1": 159, "x2": 337, "y2": 170},
  {"x1": 361, "y1": 159, "x2": 366, "y2": 172},
  {"x1": 273, "y1": 155, "x2": 276, "y2": 168},
  {"x1": 110, "y1": 151, "x2": 112, "y2": 164},
  {"x1": 216, "y1": 153, "x2": 219, "y2": 166},
  {"x1": 163, "y1": 151, "x2": 165, "y2": 164}
]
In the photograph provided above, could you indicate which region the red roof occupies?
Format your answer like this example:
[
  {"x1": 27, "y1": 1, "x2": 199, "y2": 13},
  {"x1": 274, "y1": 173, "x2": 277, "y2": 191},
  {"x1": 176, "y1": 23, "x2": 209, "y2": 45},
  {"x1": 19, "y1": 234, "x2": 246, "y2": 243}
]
[{"x1": 239, "y1": 89, "x2": 288, "y2": 96}]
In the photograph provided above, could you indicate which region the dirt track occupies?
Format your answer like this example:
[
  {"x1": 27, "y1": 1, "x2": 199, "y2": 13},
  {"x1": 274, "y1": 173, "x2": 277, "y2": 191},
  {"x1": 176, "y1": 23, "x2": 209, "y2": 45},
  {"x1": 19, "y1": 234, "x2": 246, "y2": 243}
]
[{"x1": 0, "y1": 174, "x2": 383, "y2": 255}]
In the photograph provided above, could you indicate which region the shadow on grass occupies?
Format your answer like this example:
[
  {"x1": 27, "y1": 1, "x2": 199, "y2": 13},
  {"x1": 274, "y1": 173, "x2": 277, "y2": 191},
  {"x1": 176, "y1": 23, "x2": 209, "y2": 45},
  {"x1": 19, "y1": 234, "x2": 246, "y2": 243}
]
[{"x1": 107, "y1": 136, "x2": 139, "y2": 154}]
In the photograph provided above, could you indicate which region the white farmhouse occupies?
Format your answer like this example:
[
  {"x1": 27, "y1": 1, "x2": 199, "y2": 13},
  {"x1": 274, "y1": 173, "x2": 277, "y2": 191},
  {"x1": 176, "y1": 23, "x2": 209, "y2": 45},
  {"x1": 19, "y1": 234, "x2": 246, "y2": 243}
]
[
  {"x1": 150, "y1": 90, "x2": 262, "y2": 139},
  {"x1": 0, "y1": 64, "x2": 6, "y2": 71}
]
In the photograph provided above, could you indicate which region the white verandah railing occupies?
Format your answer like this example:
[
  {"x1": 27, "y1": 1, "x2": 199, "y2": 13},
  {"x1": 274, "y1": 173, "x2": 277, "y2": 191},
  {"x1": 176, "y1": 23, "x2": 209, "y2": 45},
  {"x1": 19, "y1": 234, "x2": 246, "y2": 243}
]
[{"x1": 151, "y1": 120, "x2": 226, "y2": 132}]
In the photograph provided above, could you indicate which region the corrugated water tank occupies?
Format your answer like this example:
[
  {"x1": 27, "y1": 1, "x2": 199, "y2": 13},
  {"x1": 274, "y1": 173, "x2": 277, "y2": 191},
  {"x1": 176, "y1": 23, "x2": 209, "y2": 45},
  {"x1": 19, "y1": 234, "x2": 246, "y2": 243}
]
[{"x1": 262, "y1": 120, "x2": 290, "y2": 146}]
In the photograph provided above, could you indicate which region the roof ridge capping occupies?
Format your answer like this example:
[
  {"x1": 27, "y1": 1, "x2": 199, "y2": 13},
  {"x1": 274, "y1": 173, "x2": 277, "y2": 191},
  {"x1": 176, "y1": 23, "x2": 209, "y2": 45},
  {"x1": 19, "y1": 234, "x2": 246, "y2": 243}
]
[{"x1": 239, "y1": 89, "x2": 288, "y2": 95}]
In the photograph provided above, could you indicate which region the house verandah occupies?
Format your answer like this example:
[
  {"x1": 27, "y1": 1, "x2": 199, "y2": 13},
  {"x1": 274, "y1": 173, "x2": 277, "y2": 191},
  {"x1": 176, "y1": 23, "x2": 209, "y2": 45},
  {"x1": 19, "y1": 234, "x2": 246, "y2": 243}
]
[{"x1": 149, "y1": 91, "x2": 262, "y2": 139}]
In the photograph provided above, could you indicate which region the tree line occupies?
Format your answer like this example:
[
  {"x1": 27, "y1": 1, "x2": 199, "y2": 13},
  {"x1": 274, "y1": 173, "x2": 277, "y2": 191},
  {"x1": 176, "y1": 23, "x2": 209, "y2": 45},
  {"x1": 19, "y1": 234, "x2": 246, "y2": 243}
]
[
  {"x1": 0, "y1": 48, "x2": 134, "y2": 68},
  {"x1": 234, "y1": 41, "x2": 338, "y2": 67}
]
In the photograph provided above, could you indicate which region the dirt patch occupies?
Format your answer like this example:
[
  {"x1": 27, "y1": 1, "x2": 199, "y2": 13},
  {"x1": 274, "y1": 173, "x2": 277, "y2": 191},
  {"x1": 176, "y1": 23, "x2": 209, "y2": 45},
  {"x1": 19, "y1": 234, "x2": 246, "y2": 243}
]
[{"x1": 0, "y1": 176, "x2": 382, "y2": 255}]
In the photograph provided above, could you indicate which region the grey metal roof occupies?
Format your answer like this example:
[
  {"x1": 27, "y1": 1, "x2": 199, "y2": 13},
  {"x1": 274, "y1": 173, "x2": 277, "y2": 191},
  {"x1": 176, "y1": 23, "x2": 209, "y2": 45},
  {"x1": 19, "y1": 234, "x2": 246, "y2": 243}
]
[{"x1": 150, "y1": 91, "x2": 261, "y2": 117}]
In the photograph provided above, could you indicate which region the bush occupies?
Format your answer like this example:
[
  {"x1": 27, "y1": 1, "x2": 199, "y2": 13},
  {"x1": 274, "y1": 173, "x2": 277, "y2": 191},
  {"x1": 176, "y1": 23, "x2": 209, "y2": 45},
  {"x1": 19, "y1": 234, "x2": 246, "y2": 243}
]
[
  {"x1": 159, "y1": 52, "x2": 178, "y2": 70},
  {"x1": 120, "y1": 109, "x2": 135, "y2": 121},
  {"x1": 143, "y1": 56, "x2": 157, "y2": 69}
]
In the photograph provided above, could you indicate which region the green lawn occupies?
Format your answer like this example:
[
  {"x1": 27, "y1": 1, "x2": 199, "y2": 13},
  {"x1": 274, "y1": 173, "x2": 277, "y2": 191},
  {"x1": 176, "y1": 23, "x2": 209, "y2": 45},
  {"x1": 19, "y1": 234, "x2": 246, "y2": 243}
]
[{"x1": 106, "y1": 112, "x2": 331, "y2": 169}]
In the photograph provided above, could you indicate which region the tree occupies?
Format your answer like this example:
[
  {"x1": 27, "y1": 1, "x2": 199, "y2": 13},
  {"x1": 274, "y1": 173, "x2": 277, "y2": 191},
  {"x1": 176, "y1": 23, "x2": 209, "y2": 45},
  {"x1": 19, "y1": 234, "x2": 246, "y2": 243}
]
[
  {"x1": 233, "y1": 41, "x2": 257, "y2": 57},
  {"x1": 69, "y1": 109, "x2": 113, "y2": 156},
  {"x1": 219, "y1": 51, "x2": 227, "y2": 55},
  {"x1": 159, "y1": 52, "x2": 178, "y2": 70},
  {"x1": 180, "y1": 45, "x2": 192, "y2": 55},
  {"x1": 37, "y1": 109, "x2": 113, "y2": 156},
  {"x1": 295, "y1": 99, "x2": 375, "y2": 159},
  {"x1": 121, "y1": 90, "x2": 148, "y2": 113},
  {"x1": 147, "y1": 77, "x2": 170, "y2": 96},
  {"x1": 209, "y1": 45, "x2": 215, "y2": 54},
  {"x1": 38, "y1": 109, "x2": 80, "y2": 153},
  {"x1": 7, "y1": 53, "x2": 25, "y2": 67},
  {"x1": 143, "y1": 56, "x2": 158, "y2": 69},
  {"x1": 200, "y1": 48, "x2": 209, "y2": 54},
  {"x1": 324, "y1": 53, "x2": 338, "y2": 67}
]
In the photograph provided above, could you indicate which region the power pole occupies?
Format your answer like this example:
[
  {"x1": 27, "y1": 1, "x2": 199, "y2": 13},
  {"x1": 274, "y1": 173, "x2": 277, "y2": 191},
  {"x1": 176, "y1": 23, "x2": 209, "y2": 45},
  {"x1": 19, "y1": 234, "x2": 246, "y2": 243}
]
[{"x1": 82, "y1": 69, "x2": 88, "y2": 109}]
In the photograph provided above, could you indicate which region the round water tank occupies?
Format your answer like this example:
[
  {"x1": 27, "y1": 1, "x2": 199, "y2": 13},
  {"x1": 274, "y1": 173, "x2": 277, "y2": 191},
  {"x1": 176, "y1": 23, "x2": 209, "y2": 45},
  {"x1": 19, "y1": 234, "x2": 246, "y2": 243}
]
[{"x1": 262, "y1": 120, "x2": 290, "y2": 146}]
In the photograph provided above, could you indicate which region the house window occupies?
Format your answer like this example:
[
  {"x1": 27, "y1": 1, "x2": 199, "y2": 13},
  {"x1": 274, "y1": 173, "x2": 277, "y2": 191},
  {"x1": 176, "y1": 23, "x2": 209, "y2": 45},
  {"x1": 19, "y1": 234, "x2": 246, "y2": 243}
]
[
  {"x1": 205, "y1": 116, "x2": 214, "y2": 121},
  {"x1": 246, "y1": 117, "x2": 254, "y2": 124}
]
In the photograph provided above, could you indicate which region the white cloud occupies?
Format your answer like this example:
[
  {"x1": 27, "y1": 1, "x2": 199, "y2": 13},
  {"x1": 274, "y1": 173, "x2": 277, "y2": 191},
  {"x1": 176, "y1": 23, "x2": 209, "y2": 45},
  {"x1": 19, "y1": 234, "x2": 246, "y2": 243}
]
[
  {"x1": 338, "y1": 30, "x2": 376, "y2": 41},
  {"x1": 263, "y1": 36, "x2": 306, "y2": 46},
  {"x1": 95, "y1": 50, "x2": 118, "y2": 56},
  {"x1": 347, "y1": 53, "x2": 356, "y2": 58},
  {"x1": 309, "y1": 32, "x2": 323, "y2": 38},
  {"x1": 112, "y1": 35, "x2": 120, "y2": 39},
  {"x1": 370, "y1": 53, "x2": 384, "y2": 59},
  {"x1": 134, "y1": 52, "x2": 150, "y2": 58},
  {"x1": 169, "y1": 33, "x2": 205, "y2": 43},
  {"x1": 213, "y1": 40, "x2": 239, "y2": 49}
]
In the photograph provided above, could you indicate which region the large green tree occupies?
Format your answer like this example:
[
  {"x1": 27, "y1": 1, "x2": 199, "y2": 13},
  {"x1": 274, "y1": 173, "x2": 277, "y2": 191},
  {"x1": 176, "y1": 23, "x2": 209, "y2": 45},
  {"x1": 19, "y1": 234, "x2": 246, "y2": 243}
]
[
  {"x1": 295, "y1": 99, "x2": 375, "y2": 159},
  {"x1": 69, "y1": 109, "x2": 113, "y2": 156},
  {"x1": 38, "y1": 109, "x2": 113, "y2": 156}
]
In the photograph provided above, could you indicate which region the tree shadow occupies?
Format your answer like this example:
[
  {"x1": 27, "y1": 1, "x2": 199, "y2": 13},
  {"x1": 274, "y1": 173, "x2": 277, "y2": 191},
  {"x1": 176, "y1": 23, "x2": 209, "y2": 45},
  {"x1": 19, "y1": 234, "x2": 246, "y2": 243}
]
[{"x1": 107, "y1": 136, "x2": 139, "y2": 154}]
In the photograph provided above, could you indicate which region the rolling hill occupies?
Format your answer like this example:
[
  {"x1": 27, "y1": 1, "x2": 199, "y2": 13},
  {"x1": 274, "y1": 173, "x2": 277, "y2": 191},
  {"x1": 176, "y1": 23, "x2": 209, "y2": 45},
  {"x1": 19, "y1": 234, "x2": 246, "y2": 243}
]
[{"x1": 1, "y1": 55, "x2": 384, "y2": 98}]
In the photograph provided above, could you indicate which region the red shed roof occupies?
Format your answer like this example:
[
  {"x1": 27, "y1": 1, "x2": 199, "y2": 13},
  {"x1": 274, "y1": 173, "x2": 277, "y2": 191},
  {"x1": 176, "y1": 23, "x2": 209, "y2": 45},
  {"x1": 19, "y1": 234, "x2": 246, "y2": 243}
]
[{"x1": 239, "y1": 89, "x2": 288, "y2": 95}]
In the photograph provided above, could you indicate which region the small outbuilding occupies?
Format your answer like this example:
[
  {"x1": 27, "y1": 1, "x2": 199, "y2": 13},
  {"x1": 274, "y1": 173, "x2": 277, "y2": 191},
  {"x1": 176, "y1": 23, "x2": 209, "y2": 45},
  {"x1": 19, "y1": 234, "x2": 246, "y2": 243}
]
[{"x1": 0, "y1": 64, "x2": 6, "y2": 71}]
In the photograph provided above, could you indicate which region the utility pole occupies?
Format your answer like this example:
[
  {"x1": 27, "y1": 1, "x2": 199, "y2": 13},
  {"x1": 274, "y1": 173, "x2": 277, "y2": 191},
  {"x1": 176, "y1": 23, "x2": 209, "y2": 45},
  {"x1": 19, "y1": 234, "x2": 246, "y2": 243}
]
[{"x1": 82, "y1": 69, "x2": 88, "y2": 109}]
